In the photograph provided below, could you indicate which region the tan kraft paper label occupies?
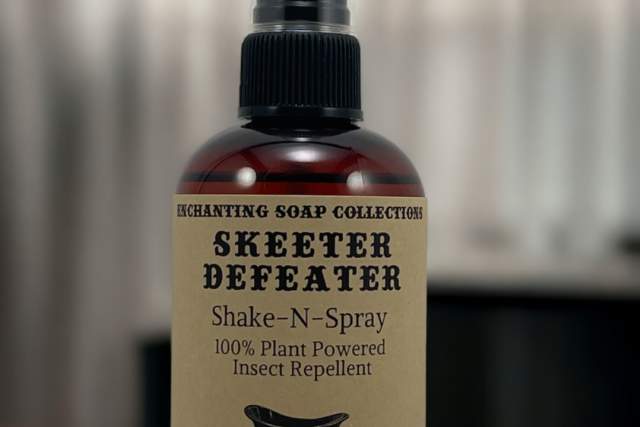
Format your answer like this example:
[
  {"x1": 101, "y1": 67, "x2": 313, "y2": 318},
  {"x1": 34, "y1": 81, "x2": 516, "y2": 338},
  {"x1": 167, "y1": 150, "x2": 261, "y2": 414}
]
[{"x1": 173, "y1": 195, "x2": 427, "y2": 427}]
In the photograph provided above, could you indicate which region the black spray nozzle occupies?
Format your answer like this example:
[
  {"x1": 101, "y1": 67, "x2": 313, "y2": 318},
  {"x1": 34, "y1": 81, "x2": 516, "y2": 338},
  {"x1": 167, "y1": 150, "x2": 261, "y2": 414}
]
[{"x1": 254, "y1": 0, "x2": 350, "y2": 27}]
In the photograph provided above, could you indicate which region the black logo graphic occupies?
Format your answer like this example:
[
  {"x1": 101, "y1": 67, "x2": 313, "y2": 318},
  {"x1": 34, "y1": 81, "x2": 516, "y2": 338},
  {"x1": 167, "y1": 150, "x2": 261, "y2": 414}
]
[{"x1": 244, "y1": 405, "x2": 349, "y2": 427}]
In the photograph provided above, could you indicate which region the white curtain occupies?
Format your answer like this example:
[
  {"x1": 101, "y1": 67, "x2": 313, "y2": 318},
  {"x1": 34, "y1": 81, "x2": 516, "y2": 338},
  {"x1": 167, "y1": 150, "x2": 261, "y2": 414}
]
[{"x1": 1, "y1": 0, "x2": 637, "y2": 426}]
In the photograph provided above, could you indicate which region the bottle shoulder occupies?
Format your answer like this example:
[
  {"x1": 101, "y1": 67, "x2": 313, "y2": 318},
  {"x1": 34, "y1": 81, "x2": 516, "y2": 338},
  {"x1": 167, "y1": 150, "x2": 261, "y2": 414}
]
[{"x1": 178, "y1": 122, "x2": 424, "y2": 197}]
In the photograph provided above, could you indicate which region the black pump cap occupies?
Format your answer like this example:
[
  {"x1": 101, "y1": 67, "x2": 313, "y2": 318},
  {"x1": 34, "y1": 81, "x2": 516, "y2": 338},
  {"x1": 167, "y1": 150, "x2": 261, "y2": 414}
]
[
  {"x1": 239, "y1": 0, "x2": 362, "y2": 121},
  {"x1": 254, "y1": 0, "x2": 350, "y2": 27}
]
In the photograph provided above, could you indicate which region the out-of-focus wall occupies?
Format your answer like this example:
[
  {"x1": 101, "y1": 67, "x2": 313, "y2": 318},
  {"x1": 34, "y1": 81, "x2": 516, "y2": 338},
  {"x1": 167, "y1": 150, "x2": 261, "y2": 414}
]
[
  {"x1": 0, "y1": 1, "x2": 638, "y2": 426},
  {"x1": 388, "y1": 0, "x2": 639, "y2": 286}
]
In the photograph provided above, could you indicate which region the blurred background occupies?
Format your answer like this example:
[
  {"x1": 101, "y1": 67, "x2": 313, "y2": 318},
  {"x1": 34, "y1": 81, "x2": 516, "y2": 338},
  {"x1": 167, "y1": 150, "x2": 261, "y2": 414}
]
[{"x1": 1, "y1": 0, "x2": 639, "y2": 426}]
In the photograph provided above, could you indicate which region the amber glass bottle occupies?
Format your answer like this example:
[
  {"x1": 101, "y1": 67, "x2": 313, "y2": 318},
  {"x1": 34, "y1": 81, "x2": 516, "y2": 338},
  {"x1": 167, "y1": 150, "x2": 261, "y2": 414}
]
[{"x1": 173, "y1": 2, "x2": 427, "y2": 426}]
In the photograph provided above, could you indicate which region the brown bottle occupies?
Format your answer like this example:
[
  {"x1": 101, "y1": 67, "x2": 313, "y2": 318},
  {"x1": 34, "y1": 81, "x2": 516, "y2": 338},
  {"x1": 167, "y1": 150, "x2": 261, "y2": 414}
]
[{"x1": 173, "y1": 1, "x2": 427, "y2": 426}]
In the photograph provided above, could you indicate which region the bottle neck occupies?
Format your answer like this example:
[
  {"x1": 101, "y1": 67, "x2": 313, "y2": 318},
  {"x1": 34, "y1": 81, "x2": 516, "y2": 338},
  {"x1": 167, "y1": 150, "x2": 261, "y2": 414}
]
[{"x1": 246, "y1": 116, "x2": 357, "y2": 132}]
